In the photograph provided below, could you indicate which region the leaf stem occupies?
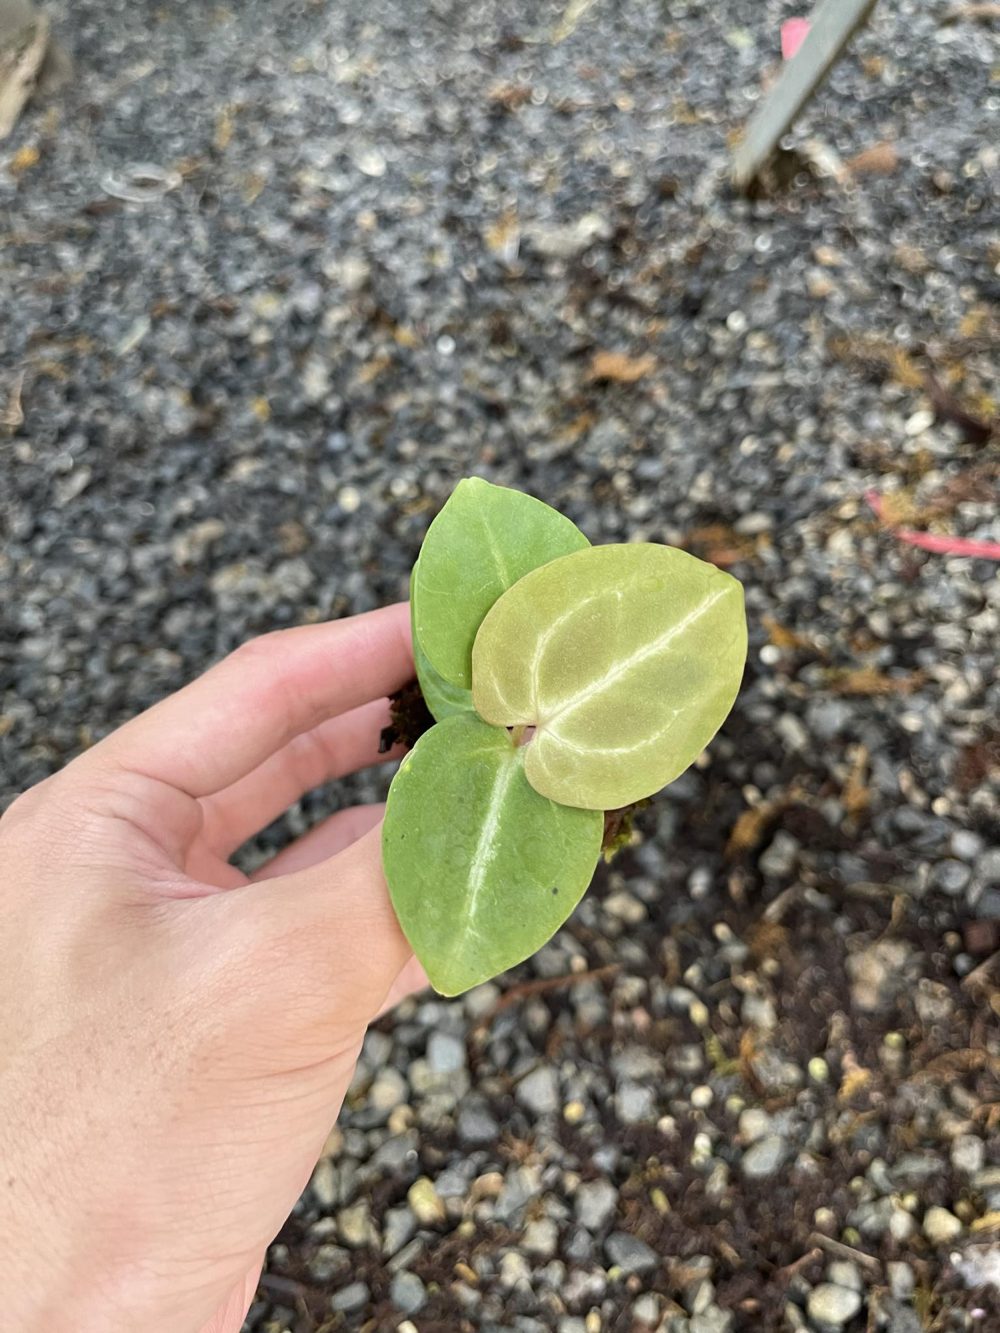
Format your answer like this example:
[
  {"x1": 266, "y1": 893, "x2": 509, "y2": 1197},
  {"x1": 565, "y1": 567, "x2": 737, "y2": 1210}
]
[{"x1": 510, "y1": 723, "x2": 527, "y2": 747}]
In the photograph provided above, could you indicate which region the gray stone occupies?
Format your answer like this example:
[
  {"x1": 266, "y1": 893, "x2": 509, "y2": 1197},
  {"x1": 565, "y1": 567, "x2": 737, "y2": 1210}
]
[
  {"x1": 458, "y1": 1101, "x2": 500, "y2": 1145},
  {"x1": 516, "y1": 1065, "x2": 560, "y2": 1116},
  {"x1": 951, "y1": 830, "x2": 984, "y2": 860},
  {"x1": 690, "y1": 1312, "x2": 734, "y2": 1333},
  {"x1": 888, "y1": 1207, "x2": 916, "y2": 1242},
  {"x1": 741, "y1": 992, "x2": 778, "y2": 1032},
  {"x1": 612, "y1": 1045, "x2": 664, "y2": 1080},
  {"x1": 563, "y1": 1267, "x2": 608, "y2": 1305},
  {"x1": 888, "y1": 1262, "x2": 915, "y2": 1299},
  {"x1": 748, "y1": 1047, "x2": 803, "y2": 1093},
  {"x1": 951, "y1": 1134, "x2": 985, "y2": 1175},
  {"x1": 615, "y1": 1080, "x2": 656, "y2": 1124},
  {"x1": 891, "y1": 1153, "x2": 944, "y2": 1185},
  {"x1": 826, "y1": 1261, "x2": 862, "y2": 1293},
  {"x1": 331, "y1": 1280, "x2": 369, "y2": 1313},
  {"x1": 564, "y1": 1226, "x2": 595, "y2": 1263},
  {"x1": 525, "y1": 212, "x2": 612, "y2": 259},
  {"x1": 307, "y1": 1243, "x2": 347, "y2": 1282},
  {"x1": 631, "y1": 1293, "x2": 661, "y2": 1325},
  {"x1": 382, "y1": 1205, "x2": 416, "y2": 1257},
  {"x1": 932, "y1": 858, "x2": 971, "y2": 895},
  {"x1": 390, "y1": 1270, "x2": 427, "y2": 1315},
  {"x1": 387, "y1": 1238, "x2": 425, "y2": 1274},
  {"x1": 846, "y1": 939, "x2": 916, "y2": 1013},
  {"x1": 434, "y1": 1164, "x2": 474, "y2": 1198},
  {"x1": 369, "y1": 1132, "x2": 416, "y2": 1175},
  {"x1": 807, "y1": 699, "x2": 854, "y2": 741},
  {"x1": 575, "y1": 1179, "x2": 618, "y2": 1232},
  {"x1": 776, "y1": 713, "x2": 809, "y2": 753},
  {"x1": 500, "y1": 1250, "x2": 532, "y2": 1288},
  {"x1": 427, "y1": 1031, "x2": 466, "y2": 1074},
  {"x1": 496, "y1": 1167, "x2": 542, "y2": 1224},
  {"x1": 605, "y1": 1231, "x2": 660, "y2": 1275},
  {"x1": 806, "y1": 1283, "x2": 862, "y2": 1326},
  {"x1": 464, "y1": 981, "x2": 502, "y2": 1019},
  {"x1": 850, "y1": 1197, "x2": 894, "y2": 1239},
  {"x1": 310, "y1": 1157, "x2": 337, "y2": 1208},
  {"x1": 523, "y1": 1217, "x2": 559, "y2": 1258},
  {"x1": 738, "y1": 1108, "x2": 772, "y2": 1144},
  {"x1": 759, "y1": 830, "x2": 800, "y2": 877},
  {"x1": 955, "y1": 1244, "x2": 1000, "y2": 1289},
  {"x1": 741, "y1": 1135, "x2": 789, "y2": 1179}
]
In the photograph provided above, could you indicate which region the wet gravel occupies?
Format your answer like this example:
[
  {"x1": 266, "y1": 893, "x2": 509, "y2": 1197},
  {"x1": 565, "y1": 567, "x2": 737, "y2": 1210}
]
[{"x1": 2, "y1": 0, "x2": 999, "y2": 1329}]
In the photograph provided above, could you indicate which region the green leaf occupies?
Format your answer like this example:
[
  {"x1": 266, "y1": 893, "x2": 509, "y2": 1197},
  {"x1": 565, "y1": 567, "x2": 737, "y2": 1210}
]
[
  {"x1": 410, "y1": 563, "x2": 473, "y2": 721},
  {"x1": 383, "y1": 714, "x2": 603, "y2": 996},
  {"x1": 413, "y1": 477, "x2": 589, "y2": 690},
  {"x1": 471, "y1": 543, "x2": 747, "y2": 810}
]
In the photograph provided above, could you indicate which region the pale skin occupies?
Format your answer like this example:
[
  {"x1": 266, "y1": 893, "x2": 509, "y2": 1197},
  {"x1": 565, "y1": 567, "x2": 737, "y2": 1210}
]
[{"x1": 0, "y1": 603, "x2": 429, "y2": 1333}]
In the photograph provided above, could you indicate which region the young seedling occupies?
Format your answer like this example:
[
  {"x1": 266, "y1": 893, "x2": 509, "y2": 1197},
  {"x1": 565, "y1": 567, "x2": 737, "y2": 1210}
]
[{"x1": 383, "y1": 478, "x2": 747, "y2": 996}]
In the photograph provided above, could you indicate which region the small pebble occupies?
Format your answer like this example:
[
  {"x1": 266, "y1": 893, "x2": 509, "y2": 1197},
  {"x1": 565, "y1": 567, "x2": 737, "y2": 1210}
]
[
  {"x1": 331, "y1": 1281, "x2": 369, "y2": 1313},
  {"x1": 516, "y1": 1065, "x2": 560, "y2": 1116},
  {"x1": 575, "y1": 1180, "x2": 618, "y2": 1232},
  {"x1": 888, "y1": 1262, "x2": 915, "y2": 1299},
  {"x1": 389, "y1": 1271, "x2": 427, "y2": 1315},
  {"x1": 951, "y1": 1135, "x2": 985, "y2": 1175},
  {"x1": 741, "y1": 1135, "x2": 789, "y2": 1179},
  {"x1": 407, "y1": 1177, "x2": 446, "y2": 1226},
  {"x1": 807, "y1": 1283, "x2": 862, "y2": 1326},
  {"x1": 923, "y1": 1206, "x2": 962, "y2": 1244},
  {"x1": 605, "y1": 1231, "x2": 659, "y2": 1275}
]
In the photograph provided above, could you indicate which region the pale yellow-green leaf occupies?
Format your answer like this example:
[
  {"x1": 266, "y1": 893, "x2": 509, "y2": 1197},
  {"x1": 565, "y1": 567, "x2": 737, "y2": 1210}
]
[
  {"x1": 382, "y1": 714, "x2": 603, "y2": 996},
  {"x1": 471, "y1": 543, "x2": 747, "y2": 809}
]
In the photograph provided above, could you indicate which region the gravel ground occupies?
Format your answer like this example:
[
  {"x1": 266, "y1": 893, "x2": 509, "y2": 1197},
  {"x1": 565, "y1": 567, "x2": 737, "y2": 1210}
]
[{"x1": 3, "y1": 0, "x2": 1000, "y2": 1329}]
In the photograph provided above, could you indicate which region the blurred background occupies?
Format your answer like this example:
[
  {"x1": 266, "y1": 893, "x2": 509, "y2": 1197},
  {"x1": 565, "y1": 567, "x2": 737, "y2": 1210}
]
[{"x1": 1, "y1": 1, "x2": 999, "y2": 1330}]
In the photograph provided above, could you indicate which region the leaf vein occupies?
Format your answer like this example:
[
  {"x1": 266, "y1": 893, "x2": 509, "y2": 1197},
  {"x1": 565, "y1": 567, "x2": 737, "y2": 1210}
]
[
  {"x1": 448, "y1": 751, "x2": 518, "y2": 965},
  {"x1": 538, "y1": 585, "x2": 730, "y2": 727}
]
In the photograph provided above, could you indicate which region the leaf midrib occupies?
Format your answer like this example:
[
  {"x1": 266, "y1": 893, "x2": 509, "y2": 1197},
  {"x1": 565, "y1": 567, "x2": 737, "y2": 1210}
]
[
  {"x1": 535, "y1": 584, "x2": 730, "y2": 731},
  {"x1": 446, "y1": 744, "x2": 520, "y2": 967}
]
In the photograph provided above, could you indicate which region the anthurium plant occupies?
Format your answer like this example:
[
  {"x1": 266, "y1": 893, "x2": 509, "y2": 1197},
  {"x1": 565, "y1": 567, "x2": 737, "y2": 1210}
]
[{"x1": 383, "y1": 478, "x2": 747, "y2": 996}]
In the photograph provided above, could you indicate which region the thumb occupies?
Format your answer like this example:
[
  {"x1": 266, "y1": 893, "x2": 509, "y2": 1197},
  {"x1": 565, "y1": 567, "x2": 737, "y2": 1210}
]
[{"x1": 216, "y1": 824, "x2": 414, "y2": 1054}]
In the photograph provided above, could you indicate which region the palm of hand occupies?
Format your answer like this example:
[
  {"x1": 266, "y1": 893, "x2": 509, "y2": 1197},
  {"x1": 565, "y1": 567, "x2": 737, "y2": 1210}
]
[{"x1": 0, "y1": 606, "x2": 426, "y2": 1333}]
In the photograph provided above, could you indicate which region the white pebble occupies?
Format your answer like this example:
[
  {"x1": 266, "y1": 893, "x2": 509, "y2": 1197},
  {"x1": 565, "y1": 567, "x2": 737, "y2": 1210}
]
[
  {"x1": 923, "y1": 1205, "x2": 962, "y2": 1244},
  {"x1": 905, "y1": 409, "x2": 935, "y2": 436}
]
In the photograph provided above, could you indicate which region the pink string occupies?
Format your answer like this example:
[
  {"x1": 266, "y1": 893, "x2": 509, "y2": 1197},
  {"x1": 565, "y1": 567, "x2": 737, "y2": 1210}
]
[
  {"x1": 865, "y1": 489, "x2": 1000, "y2": 560},
  {"x1": 781, "y1": 18, "x2": 811, "y2": 60}
]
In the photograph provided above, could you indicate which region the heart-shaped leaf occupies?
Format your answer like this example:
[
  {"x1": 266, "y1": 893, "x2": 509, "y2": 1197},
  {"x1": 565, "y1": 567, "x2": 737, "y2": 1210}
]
[
  {"x1": 412, "y1": 477, "x2": 589, "y2": 689},
  {"x1": 382, "y1": 713, "x2": 603, "y2": 996},
  {"x1": 410, "y1": 564, "x2": 473, "y2": 720},
  {"x1": 471, "y1": 543, "x2": 747, "y2": 809}
]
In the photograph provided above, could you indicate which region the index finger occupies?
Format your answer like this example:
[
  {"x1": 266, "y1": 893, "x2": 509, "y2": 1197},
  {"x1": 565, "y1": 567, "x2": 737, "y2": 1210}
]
[{"x1": 91, "y1": 603, "x2": 413, "y2": 797}]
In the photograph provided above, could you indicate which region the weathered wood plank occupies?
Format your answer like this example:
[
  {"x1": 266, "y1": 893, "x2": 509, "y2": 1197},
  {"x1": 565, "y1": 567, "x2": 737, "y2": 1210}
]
[{"x1": 732, "y1": 0, "x2": 879, "y2": 190}]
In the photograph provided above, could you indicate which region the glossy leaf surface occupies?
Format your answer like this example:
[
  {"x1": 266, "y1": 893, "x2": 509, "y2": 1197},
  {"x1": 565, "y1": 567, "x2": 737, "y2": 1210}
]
[
  {"x1": 412, "y1": 477, "x2": 589, "y2": 689},
  {"x1": 383, "y1": 714, "x2": 603, "y2": 996},
  {"x1": 471, "y1": 543, "x2": 747, "y2": 809},
  {"x1": 410, "y1": 563, "x2": 473, "y2": 720}
]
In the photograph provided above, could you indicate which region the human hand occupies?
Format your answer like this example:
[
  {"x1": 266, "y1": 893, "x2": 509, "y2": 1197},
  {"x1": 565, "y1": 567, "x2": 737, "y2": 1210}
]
[{"x1": 0, "y1": 604, "x2": 429, "y2": 1333}]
